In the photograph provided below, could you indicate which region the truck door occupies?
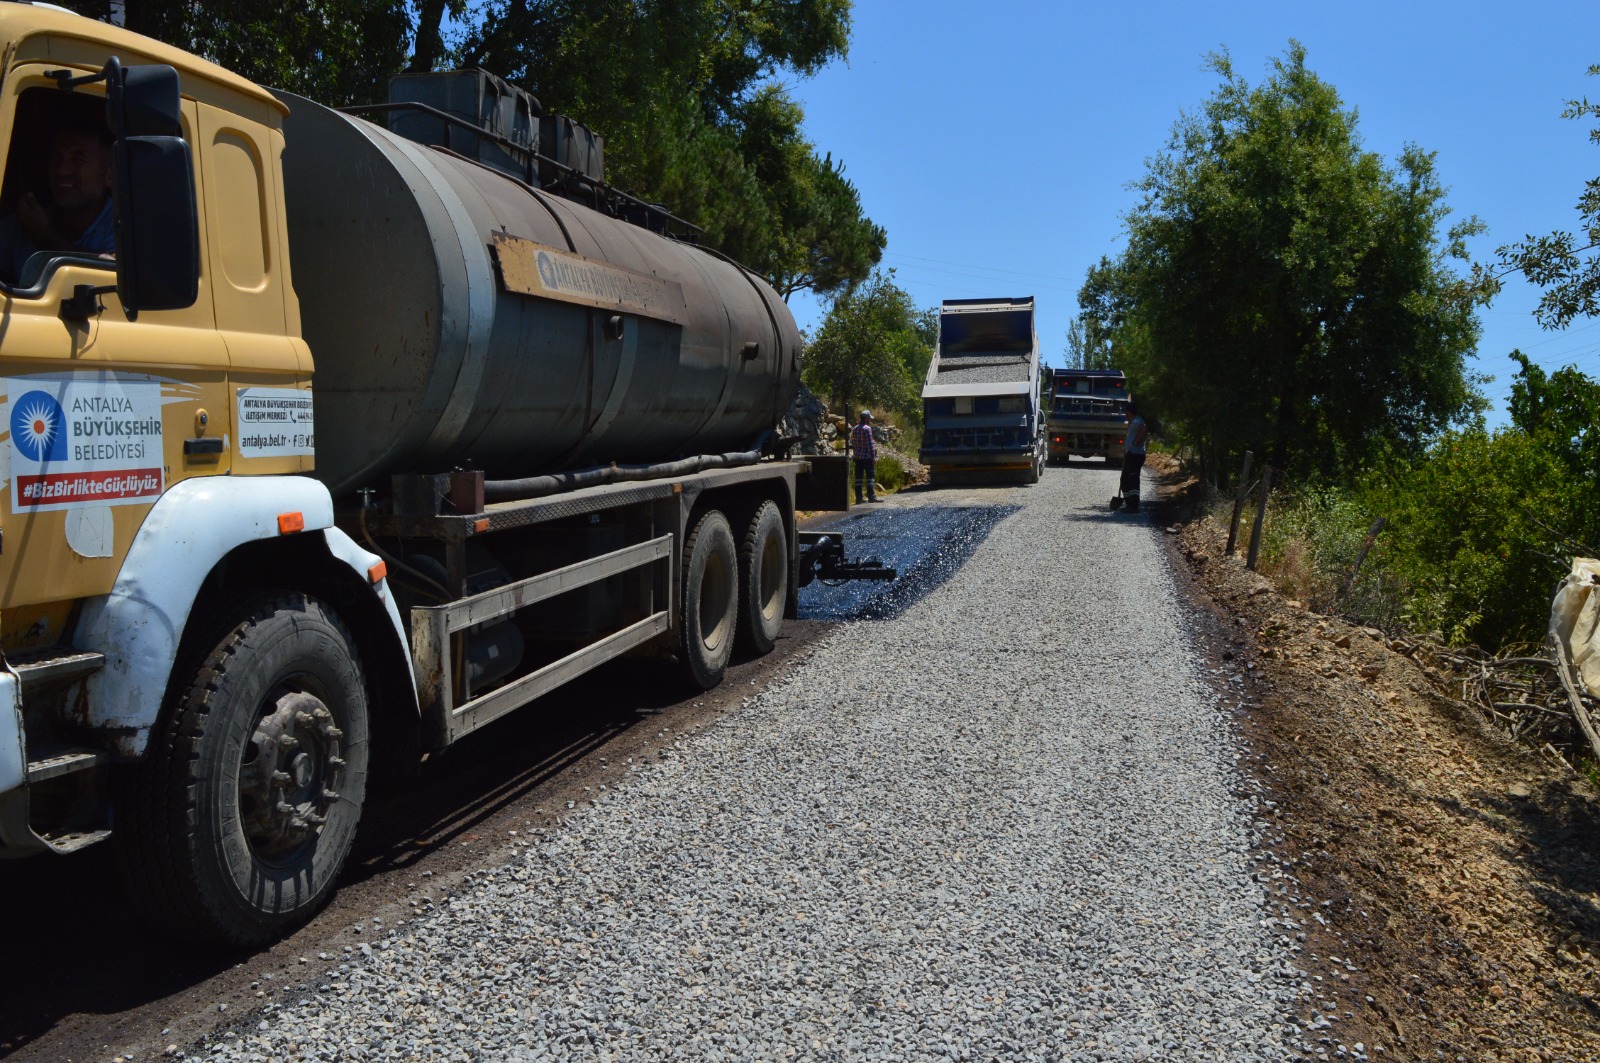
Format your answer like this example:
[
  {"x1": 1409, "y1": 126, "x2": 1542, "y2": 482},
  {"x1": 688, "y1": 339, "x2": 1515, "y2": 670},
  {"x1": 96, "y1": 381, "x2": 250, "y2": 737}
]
[{"x1": 0, "y1": 66, "x2": 225, "y2": 648}]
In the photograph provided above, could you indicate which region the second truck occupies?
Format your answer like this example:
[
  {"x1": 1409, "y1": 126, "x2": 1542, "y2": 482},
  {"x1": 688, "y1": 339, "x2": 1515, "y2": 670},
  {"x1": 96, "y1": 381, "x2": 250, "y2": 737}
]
[{"x1": 1045, "y1": 368, "x2": 1129, "y2": 466}]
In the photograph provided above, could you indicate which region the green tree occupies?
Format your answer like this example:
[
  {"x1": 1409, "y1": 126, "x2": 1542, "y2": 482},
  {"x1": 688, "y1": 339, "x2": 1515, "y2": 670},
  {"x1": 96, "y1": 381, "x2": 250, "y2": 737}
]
[
  {"x1": 1092, "y1": 44, "x2": 1491, "y2": 482},
  {"x1": 1063, "y1": 312, "x2": 1114, "y2": 370},
  {"x1": 803, "y1": 270, "x2": 931, "y2": 427},
  {"x1": 458, "y1": 0, "x2": 881, "y2": 297},
  {"x1": 99, "y1": 0, "x2": 412, "y2": 106},
  {"x1": 1359, "y1": 354, "x2": 1600, "y2": 648},
  {"x1": 88, "y1": 0, "x2": 882, "y2": 295},
  {"x1": 1496, "y1": 64, "x2": 1600, "y2": 328}
]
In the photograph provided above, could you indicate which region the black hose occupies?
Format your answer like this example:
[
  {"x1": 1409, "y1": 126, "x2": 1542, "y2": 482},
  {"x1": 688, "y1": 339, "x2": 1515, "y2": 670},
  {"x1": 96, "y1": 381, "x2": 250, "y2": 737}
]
[{"x1": 483, "y1": 446, "x2": 767, "y2": 503}]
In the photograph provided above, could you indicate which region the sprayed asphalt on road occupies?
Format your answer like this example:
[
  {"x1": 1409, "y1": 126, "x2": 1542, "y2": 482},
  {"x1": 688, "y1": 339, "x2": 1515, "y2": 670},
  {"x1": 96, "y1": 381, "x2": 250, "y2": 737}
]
[{"x1": 800, "y1": 501, "x2": 1020, "y2": 622}]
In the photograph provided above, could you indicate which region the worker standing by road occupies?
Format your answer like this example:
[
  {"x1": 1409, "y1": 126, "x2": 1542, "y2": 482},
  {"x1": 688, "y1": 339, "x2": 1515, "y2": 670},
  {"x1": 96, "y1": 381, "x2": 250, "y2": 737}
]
[
  {"x1": 1118, "y1": 399, "x2": 1149, "y2": 513},
  {"x1": 849, "y1": 410, "x2": 880, "y2": 504}
]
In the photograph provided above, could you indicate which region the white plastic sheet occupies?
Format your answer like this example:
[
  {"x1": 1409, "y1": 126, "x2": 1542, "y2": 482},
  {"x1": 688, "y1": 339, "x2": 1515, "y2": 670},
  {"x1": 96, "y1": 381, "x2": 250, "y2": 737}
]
[{"x1": 1550, "y1": 558, "x2": 1600, "y2": 697}]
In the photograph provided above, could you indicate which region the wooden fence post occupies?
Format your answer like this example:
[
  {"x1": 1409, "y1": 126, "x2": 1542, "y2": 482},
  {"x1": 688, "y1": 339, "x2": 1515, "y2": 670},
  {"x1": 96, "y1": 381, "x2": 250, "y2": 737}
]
[
  {"x1": 1246, "y1": 466, "x2": 1275, "y2": 572},
  {"x1": 1336, "y1": 516, "x2": 1387, "y2": 602},
  {"x1": 1225, "y1": 450, "x2": 1255, "y2": 557}
]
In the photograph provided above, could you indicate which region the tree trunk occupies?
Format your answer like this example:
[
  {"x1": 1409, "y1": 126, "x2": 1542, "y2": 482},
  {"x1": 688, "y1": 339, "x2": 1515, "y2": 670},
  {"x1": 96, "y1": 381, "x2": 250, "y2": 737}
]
[
  {"x1": 408, "y1": 0, "x2": 449, "y2": 73},
  {"x1": 1271, "y1": 382, "x2": 1294, "y2": 472}
]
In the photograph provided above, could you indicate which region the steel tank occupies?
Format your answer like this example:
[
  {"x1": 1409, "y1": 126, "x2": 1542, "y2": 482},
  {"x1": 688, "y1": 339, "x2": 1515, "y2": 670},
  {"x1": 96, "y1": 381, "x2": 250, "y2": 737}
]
[{"x1": 272, "y1": 92, "x2": 802, "y2": 498}]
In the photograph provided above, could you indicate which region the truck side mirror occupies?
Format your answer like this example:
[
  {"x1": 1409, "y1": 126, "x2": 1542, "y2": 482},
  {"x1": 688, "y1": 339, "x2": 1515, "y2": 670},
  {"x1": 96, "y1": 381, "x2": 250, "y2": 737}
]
[{"x1": 103, "y1": 58, "x2": 199, "y2": 318}]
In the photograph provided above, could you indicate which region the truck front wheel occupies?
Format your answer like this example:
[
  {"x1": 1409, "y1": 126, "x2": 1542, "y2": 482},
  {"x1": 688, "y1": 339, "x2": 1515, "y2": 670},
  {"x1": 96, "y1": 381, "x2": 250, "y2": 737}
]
[
  {"x1": 679, "y1": 510, "x2": 737, "y2": 689},
  {"x1": 736, "y1": 500, "x2": 788, "y2": 655},
  {"x1": 114, "y1": 592, "x2": 370, "y2": 946}
]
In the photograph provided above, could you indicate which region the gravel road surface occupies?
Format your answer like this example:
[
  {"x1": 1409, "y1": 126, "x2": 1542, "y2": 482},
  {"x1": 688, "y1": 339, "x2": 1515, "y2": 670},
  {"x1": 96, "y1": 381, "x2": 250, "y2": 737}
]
[{"x1": 186, "y1": 463, "x2": 1306, "y2": 1062}]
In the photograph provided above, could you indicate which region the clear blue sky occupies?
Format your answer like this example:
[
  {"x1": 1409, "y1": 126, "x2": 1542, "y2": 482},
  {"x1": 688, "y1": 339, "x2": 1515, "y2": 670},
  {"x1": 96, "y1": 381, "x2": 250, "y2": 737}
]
[{"x1": 785, "y1": 0, "x2": 1600, "y2": 423}]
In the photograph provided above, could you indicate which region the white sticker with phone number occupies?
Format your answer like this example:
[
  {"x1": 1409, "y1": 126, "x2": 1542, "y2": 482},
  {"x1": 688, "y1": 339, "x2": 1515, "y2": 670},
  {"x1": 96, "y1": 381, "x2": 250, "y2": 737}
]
[{"x1": 237, "y1": 387, "x2": 314, "y2": 458}]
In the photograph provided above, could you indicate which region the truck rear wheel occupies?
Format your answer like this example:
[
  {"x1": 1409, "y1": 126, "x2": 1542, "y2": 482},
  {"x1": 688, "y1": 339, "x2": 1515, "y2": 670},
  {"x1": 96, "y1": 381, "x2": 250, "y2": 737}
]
[
  {"x1": 737, "y1": 501, "x2": 788, "y2": 655},
  {"x1": 114, "y1": 592, "x2": 370, "y2": 946},
  {"x1": 679, "y1": 510, "x2": 738, "y2": 689}
]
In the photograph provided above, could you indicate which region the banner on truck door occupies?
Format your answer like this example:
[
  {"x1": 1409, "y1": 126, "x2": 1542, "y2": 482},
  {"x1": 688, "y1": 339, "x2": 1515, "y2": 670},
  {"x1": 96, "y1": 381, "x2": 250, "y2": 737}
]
[
  {"x1": 237, "y1": 387, "x2": 315, "y2": 458},
  {"x1": 6, "y1": 374, "x2": 164, "y2": 512}
]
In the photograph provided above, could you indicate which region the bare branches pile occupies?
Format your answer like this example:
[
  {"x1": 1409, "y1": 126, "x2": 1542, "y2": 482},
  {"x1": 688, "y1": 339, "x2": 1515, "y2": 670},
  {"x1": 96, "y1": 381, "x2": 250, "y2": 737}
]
[{"x1": 1410, "y1": 640, "x2": 1600, "y2": 771}]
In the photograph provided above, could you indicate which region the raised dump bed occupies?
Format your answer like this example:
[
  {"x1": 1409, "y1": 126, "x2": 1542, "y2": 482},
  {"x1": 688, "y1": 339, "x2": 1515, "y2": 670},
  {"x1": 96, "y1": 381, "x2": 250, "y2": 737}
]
[{"x1": 918, "y1": 297, "x2": 1045, "y2": 484}]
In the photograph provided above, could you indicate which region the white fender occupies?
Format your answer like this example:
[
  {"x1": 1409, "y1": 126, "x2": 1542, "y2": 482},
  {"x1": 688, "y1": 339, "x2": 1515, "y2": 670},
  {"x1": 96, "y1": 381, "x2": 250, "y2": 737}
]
[
  {"x1": 0, "y1": 669, "x2": 22, "y2": 795},
  {"x1": 72, "y1": 476, "x2": 411, "y2": 756},
  {"x1": 321, "y1": 522, "x2": 417, "y2": 693}
]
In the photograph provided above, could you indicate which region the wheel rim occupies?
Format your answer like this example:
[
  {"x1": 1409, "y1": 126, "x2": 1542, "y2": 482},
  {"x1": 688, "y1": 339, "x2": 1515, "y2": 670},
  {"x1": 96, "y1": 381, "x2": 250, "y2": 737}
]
[
  {"x1": 758, "y1": 531, "x2": 784, "y2": 621},
  {"x1": 238, "y1": 689, "x2": 346, "y2": 864},
  {"x1": 700, "y1": 548, "x2": 733, "y2": 651}
]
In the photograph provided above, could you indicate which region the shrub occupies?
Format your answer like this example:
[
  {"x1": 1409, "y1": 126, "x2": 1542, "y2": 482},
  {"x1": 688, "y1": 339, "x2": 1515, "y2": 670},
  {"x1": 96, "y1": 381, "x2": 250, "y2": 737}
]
[
  {"x1": 874, "y1": 454, "x2": 906, "y2": 493},
  {"x1": 1366, "y1": 428, "x2": 1580, "y2": 648}
]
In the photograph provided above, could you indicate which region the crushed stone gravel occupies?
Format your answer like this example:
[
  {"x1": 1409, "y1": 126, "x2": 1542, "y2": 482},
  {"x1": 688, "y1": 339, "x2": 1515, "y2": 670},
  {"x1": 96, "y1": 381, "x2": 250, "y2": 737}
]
[{"x1": 187, "y1": 465, "x2": 1307, "y2": 1061}]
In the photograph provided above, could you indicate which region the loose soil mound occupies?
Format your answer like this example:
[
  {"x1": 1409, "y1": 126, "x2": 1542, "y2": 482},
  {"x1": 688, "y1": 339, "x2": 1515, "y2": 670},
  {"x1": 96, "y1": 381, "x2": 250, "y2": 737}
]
[{"x1": 1156, "y1": 457, "x2": 1600, "y2": 1062}]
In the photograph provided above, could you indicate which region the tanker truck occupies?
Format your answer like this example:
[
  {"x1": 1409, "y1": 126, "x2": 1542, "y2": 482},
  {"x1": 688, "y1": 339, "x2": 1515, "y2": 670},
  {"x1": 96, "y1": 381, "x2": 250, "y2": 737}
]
[{"x1": 0, "y1": 5, "x2": 888, "y2": 945}]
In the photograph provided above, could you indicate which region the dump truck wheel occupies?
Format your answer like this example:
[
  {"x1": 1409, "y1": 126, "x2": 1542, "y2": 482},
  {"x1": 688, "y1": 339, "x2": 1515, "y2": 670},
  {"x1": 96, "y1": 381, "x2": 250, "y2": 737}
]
[
  {"x1": 114, "y1": 592, "x2": 370, "y2": 946},
  {"x1": 679, "y1": 510, "x2": 738, "y2": 689},
  {"x1": 737, "y1": 501, "x2": 788, "y2": 656}
]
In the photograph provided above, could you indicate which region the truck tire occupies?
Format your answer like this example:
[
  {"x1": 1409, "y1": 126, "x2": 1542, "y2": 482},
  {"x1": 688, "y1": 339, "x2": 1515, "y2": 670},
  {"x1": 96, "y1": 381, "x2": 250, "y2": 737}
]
[
  {"x1": 679, "y1": 509, "x2": 738, "y2": 689},
  {"x1": 114, "y1": 592, "x2": 370, "y2": 946},
  {"x1": 736, "y1": 501, "x2": 788, "y2": 656}
]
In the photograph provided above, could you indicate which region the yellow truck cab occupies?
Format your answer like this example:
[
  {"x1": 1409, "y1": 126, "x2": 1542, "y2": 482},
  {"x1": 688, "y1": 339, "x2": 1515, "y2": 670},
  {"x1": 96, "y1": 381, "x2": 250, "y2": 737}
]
[{"x1": 0, "y1": 5, "x2": 403, "y2": 943}]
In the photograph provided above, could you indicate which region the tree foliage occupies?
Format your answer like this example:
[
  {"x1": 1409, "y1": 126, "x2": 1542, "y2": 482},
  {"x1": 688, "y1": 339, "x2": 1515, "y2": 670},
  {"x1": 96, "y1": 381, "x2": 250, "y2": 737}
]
[
  {"x1": 79, "y1": 0, "x2": 882, "y2": 294},
  {"x1": 1353, "y1": 354, "x2": 1600, "y2": 648},
  {"x1": 1063, "y1": 311, "x2": 1115, "y2": 370},
  {"x1": 458, "y1": 0, "x2": 882, "y2": 297},
  {"x1": 1496, "y1": 64, "x2": 1600, "y2": 329},
  {"x1": 802, "y1": 270, "x2": 932, "y2": 427},
  {"x1": 1086, "y1": 44, "x2": 1491, "y2": 482},
  {"x1": 99, "y1": 0, "x2": 414, "y2": 106}
]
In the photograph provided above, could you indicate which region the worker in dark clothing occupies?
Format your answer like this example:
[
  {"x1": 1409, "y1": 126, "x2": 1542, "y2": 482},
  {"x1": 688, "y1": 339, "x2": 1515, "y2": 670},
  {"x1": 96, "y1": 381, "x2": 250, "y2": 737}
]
[{"x1": 1110, "y1": 400, "x2": 1149, "y2": 513}]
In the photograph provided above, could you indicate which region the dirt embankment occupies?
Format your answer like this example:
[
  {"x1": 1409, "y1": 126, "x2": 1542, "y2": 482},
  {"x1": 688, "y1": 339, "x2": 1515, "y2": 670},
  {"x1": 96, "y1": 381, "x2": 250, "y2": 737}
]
[{"x1": 1156, "y1": 459, "x2": 1600, "y2": 1062}]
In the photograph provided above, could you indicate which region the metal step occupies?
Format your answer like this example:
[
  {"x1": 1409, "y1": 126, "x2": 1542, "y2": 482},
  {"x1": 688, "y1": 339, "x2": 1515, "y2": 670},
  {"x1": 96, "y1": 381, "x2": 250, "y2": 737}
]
[
  {"x1": 27, "y1": 747, "x2": 108, "y2": 784},
  {"x1": 11, "y1": 648, "x2": 106, "y2": 698},
  {"x1": 35, "y1": 828, "x2": 112, "y2": 853}
]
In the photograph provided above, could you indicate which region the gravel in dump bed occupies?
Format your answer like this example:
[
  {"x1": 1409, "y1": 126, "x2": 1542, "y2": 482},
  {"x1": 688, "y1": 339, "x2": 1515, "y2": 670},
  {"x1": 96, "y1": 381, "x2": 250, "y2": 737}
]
[
  {"x1": 929, "y1": 355, "x2": 1034, "y2": 385},
  {"x1": 192, "y1": 467, "x2": 1306, "y2": 1062}
]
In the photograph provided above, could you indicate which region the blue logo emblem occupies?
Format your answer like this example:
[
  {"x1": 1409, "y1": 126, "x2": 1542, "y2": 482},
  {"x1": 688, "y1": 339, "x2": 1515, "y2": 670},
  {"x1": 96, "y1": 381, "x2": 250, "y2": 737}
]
[{"x1": 11, "y1": 390, "x2": 68, "y2": 462}]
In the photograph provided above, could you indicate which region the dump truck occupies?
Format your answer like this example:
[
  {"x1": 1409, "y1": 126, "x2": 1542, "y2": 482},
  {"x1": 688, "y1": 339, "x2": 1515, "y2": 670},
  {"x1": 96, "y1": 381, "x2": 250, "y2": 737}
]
[
  {"x1": 0, "y1": 5, "x2": 890, "y2": 945},
  {"x1": 1046, "y1": 368, "x2": 1129, "y2": 465},
  {"x1": 918, "y1": 297, "x2": 1045, "y2": 485}
]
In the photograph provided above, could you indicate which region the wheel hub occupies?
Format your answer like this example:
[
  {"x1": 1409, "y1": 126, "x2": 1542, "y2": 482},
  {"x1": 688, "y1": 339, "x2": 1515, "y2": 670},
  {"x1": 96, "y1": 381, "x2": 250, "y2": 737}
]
[{"x1": 240, "y1": 691, "x2": 345, "y2": 857}]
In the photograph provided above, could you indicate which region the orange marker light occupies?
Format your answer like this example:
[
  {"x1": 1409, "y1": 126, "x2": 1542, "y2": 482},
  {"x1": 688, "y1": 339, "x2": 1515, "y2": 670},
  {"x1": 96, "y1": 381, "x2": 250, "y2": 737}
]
[
  {"x1": 277, "y1": 511, "x2": 305, "y2": 535},
  {"x1": 367, "y1": 561, "x2": 388, "y2": 584},
  {"x1": 473, "y1": 518, "x2": 490, "y2": 534}
]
